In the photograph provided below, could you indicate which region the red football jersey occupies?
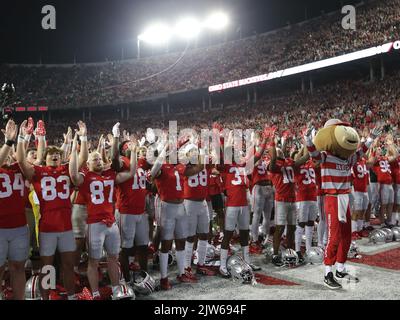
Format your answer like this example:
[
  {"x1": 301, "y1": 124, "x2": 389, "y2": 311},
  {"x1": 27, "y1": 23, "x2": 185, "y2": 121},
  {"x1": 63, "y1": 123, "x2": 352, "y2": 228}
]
[
  {"x1": 183, "y1": 167, "x2": 208, "y2": 200},
  {"x1": 390, "y1": 157, "x2": 400, "y2": 184},
  {"x1": 79, "y1": 169, "x2": 117, "y2": 224},
  {"x1": 294, "y1": 160, "x2": 317, "y2": 202},
  {"x1": 32, "y1": 164, "x2": 72, "y2": 232},
  {"x1": 74, "y1": 166, "x2": 88, "y2": 205},
  {"x1": 252, "y1": 158, "x2": 269, "y2": 185},
  {"x1": 155, "y1": 163, "x2": 185, "y2": 201},
  {"x1": 0, "y1": 163, "x2": 28, "y2": 228},
  {"x1": 222, "y1": 163, "x2": 248, "y2": 207},
  {"x1": 269, "y1": 158, "x2": 296, "y2": 202},
  {"x1": 373, "y1": 157, "x2": 392, "y2": 185},
  {"x1": 116, "y1": 157, "x2": 150, "y2": 215},
  {"x1": 208, "y1": 172, "x2": 223, "y2": 196},
  {"x1": 352, "y1": 159, "x2": 369, "y2": 192}
]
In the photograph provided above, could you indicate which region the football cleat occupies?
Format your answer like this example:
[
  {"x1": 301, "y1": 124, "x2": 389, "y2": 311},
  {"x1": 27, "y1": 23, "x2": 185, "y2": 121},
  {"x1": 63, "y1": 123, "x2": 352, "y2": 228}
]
[
  {"x1": 335, "y1": 270, "x2": 359, "y2": 283},
  {"x1": 160, "y1": 277, "x2": 172, "y2": 291},
  {"x1": 324, "y1": 272, "x2": 342, "y2": 290},
  {"x1": 177, "y1": 273, "x2": 198, "y2": 283},
  {"x1": 196, "y1": 265, "x2": 216, "y2": 276},
  {"x1": 184, "y1": 267, "x2": 198, "y2": 281},
  {"x1": 351, "y1": 231, "x2": 362, "y2": 240},
  {"x1": 358, "y1": 229, "x2": 370, "y2": 238}
]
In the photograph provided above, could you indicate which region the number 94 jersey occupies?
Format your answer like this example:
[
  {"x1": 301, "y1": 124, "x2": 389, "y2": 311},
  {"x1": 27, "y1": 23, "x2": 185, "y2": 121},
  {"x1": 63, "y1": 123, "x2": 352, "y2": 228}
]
[
  {"x1": 32, "y1": 164, "x2": 72, "y2": 232},
  {"x1": 269, "y1": 158, "x2": 296, "y2": 202}
]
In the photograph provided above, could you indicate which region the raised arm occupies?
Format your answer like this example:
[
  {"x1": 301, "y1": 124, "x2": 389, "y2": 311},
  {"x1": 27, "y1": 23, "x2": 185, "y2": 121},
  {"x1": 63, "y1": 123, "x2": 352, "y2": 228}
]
[
  {"x1": 0, "y1": 120, "x2": 18, "y2": 166},
  {"x1": 303, "y1": 124, "x2": 322, "y2": 164},
  {"x1": 116, "y1": 142, "x2": 137, "y2": 184},
  {"x1": 16, "y1": 120, "x2": 35, "y2": 181},
  {"x1": 385, "y1": 134, "x2": 398, "y2": 163},
  {"x1": 150, "y1": 143, "x2": 168, "y2": 178},
  {"x1": 69, "y1": 133, "x2": 84, "y2": 186},
  {"x1": 294, "y1": 144, "x2": 310, "y2": 168},
  {"x1": 111, "y1": 123, "x2": 124, "y2": 172},
  {"x1": 61, "y1": 126, "x2": 73, "y2": 163},
  {"x1": 75, "y1": 121, "x2": 88, "y2": 170}
]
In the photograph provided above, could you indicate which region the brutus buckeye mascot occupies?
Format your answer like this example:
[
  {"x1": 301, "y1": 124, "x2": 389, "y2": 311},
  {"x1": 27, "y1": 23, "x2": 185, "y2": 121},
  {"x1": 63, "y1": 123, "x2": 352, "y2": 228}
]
[{"x1": 304, "y1": 119, "x2": 381, "y2": 289}]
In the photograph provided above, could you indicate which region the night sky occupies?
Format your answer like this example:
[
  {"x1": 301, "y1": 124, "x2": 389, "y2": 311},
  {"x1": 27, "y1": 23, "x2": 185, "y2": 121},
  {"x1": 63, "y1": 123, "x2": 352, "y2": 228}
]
[{"x1": 0, "y1": 0, "x2": 361, "y2": 64}]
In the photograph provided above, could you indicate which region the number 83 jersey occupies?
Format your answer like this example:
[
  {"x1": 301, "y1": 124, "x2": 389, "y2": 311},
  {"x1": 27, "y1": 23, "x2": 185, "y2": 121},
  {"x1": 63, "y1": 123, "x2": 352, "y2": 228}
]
[{"x1": 32, "y1": 164, "x2": 73, "y2": 232}]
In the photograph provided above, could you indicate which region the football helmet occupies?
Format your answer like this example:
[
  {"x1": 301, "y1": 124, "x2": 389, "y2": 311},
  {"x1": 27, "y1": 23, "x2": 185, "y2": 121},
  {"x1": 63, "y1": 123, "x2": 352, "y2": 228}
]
[
  {"x1": 193, "y1": 244, "x2": 220, "y2": 267},
  {"x1": 132, "y1": 271, "x2": 156, "y2": 295},
  {"x1": 226, "y1": 254, "x2": 256, "y2": 285},
  {"x1": 392, "y1": 226, "x2": 400, "y2": 241},
  {"x1": 380, "y1": 228, "x2": 393, "y2": 242},
  {"x1": 347, "y1": 241, "x2": 362, "y2": 259},
  {"x1": 112, "y1": 283, "x2": 135, "y2": 300},
  {"x1": 281, "y1": 249, "x2": 299, "y2": 267},
  {"x1": 264, "y1": 242, "x2": 275, "y2": 263},
  {"x1": 305, "y1": 247, "x2": 324, "y2": 264},
  {"x1": 368, "y1": 229, "x2": 386, "y2": 244},
  {"x1": 25, "y1": 275, "x2": 41, "y2": 300}
]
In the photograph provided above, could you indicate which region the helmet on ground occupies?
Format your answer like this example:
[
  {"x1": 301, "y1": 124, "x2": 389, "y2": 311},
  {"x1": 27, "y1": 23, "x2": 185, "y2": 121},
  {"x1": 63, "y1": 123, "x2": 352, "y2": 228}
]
[
  {"x1": 113, "y1": 282, "x2": 135, "y2": 300},
  {"x1": 281, "y1": 249, "x2": 299, "y2": 267},
  {"x1": 132, "y1": 270, "x2": 156, "y2": 295},
  {"x1": 306, "y1": 247, "x2": 324, "y2": 264},
  {"x1": 25, "y1": 275, "x2": 41, "y2": 300},
  {"x1": 368, "y1": 229, "x2": 386, "y2": 244},
  {"x1": 392, "y1": 226, "x2": 400, "y2": 241},
  {"x1": 380, "y1": 228, "x2": 393, "y2": 242},
  {"x1": 226, "y1": 254, "x2": 256, "y2": 285}
]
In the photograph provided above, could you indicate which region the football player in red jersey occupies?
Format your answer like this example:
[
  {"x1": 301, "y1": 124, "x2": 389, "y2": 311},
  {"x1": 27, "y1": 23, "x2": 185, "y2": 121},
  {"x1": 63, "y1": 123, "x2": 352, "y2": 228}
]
[
  {"x1": 182, "y1": 144, "x2": 215, "y2": 276},
  {"x1": 16, "y1": 119, "x2": 88, "y2": 300},
  {"x1": 369, "y1": 137, "x2": 397, "y2": 227},
  {"x1": 293, "y1": 147, "x2": 317, "y2": 261},
  {"x1": 269, "y1": 133, "x2": 309, "y2": 267},
  {"x1": 111, "y1": 124, "x2": 152, "y2": 283},
  {"x1": 69, "y1": 129, "x2": 137, "y2": 300},
  {"x1": 0, "y1": 120, "x2": 29, "y2": 300},
  {"x1": 218, "y1": 131, "x2": 268, "y2": 277},
  {"x1": 387, "y1": 135, "x2": 400, "y2": 226},
  {"x1": 151, "y1": 141, "x2": 196, "y2": 290}
]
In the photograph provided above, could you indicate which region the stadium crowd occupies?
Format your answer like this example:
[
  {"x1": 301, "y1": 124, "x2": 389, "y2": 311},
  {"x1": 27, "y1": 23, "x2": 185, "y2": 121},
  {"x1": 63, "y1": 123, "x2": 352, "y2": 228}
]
[{"x1": 1, "y1": 0, "x2": 400, "y2": 109}]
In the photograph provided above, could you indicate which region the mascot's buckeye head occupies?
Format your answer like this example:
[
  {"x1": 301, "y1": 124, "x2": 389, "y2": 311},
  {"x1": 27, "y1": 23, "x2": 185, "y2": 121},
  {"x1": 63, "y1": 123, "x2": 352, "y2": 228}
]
[{"x1": 313, "y1": 119, "x2": 360, "y2": 159}]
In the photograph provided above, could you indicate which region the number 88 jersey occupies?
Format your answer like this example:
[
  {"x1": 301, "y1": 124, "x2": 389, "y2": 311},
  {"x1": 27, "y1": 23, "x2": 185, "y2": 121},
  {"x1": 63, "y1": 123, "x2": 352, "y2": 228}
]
[{"x1": 32, "y1": 164, "x2": 73, "y2": 232}]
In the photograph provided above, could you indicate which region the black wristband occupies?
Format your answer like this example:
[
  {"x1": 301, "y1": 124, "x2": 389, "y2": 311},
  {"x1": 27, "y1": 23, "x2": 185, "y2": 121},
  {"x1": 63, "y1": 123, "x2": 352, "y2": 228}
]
[{"x1": 5, "y1": 140, "x2": 15, "y2": 147}]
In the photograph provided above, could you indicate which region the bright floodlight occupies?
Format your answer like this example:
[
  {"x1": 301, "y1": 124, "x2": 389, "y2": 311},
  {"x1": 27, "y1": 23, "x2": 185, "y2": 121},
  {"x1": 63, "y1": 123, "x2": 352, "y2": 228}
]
[
  {"x1": 204, "y1": 11, "x2": 229, "y2": 30},
  {"x1": 138, "y1": 23, "x2": 171, "y2": 44},
  {"x1": 174, "y1": 17, "x2": 202, "y2": 39}
]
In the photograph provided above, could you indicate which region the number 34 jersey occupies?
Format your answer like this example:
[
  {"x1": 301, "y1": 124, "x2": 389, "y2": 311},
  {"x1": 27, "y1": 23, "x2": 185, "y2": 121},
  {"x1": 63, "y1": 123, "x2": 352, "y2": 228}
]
[
  {"x1": 116, "y1": 157, "x2": 150, "y2": 215},
  {"x1": 269, "y1": 158, "x2": 296, "y2": 203},
  {"x1": 32, "y1": 164, "x2": 73, "y2": 232},
  {"x1": 79, "y1": 169, "x2": 117, "y2": 224}
]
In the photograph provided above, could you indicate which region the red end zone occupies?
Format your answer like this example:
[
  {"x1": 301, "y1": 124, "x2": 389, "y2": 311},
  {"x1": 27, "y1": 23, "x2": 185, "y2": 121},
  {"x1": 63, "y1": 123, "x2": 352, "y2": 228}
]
[
  {"x1": 254, "y1": 273, "x2": 299, "y2": 286},
  {"x1": 349, "y1": 247, "x2": 400, "y2": 270}
]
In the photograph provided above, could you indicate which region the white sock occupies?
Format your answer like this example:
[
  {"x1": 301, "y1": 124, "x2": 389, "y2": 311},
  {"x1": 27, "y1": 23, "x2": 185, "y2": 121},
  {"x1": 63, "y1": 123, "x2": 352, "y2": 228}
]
[
  {"x1": 67, "y1": 294, "x2": 77, "y2": 300},
  {"x1": 175, "y1": 250, "x2": 186, "y2": 276},
  {"x1": 92, "y1": 291, "x2": 100, "y2": 298},
  {"x1": 283, "y1": 225, "x2": 287, "y2": 237},
  {"x1": 336, "y1": 262, "x2": 345, "y2": 272},
  {"x1": 305, "y1": 226, "x2": 313, "y2": 253},
  {"x1": 295, "y1": 226, "x2": 304, "y2": 252},
  {"x1": 160, "y1": 252, "x2": 169, "y2": 279},
  {"x1": 357, "y1": 219, "x2": 364, "y2": 231},
  {"x1": 325, "y1": 265, "x2": 332, "y2": 276},
  {"x1": 197, "y1": 240, "x2": 208, "y2": 266},
  {"x1": 128, "y1": 256, "x2": 135, "y2": 264},
  {"x1": 220, "y1": 248, "x2": 228, "y2": 271},
  {"x1": 351, "y1": 220, "x2": 358, "y2": 233},
  {"x1": 242, "y1": 246, "x2": 250, "y2": 264},
  {"x1": 184, "y1": 241, "x2": 194, "y2": 269}
]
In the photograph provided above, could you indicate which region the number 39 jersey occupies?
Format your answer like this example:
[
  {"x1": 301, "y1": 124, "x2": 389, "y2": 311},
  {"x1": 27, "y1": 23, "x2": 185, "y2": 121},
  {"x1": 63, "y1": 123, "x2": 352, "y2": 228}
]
[
  {"x1": 32, "y1": 164, "x2": 72, "y2": 232},
  {"x1": 0, "y1": 163, "x2": 28, "y2": 228},
  {"x1": 79, "y1": 169, "x2": 117, "y2": 224},
  {"x1": 294, "y1": 160, "x2": 317, "y2": 202},
  {"x1": 155, "y1": 164, "x2": 185, "y2": 202},
  {"x1": 269, "y1": 158, "x2": 296, "y2": 202},
  {"x1": 222, "y1": 163, "x2": 248, "y2": 207},
  {"x1": 116, "y1": 157, "x2": 150, "y2": 215},
  {"x1": 183, "y1": 166, "x2": 208, "y2": 200}
]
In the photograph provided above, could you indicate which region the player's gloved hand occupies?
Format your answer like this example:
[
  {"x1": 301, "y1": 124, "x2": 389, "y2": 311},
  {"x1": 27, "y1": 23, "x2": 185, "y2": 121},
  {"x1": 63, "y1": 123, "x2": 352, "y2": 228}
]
[
  {"x1": 370, "y1": 126, "x2": 383, "y2": 140},
  {"x1": 112, "y1": 122, "x2": 120, "y2": 138}
]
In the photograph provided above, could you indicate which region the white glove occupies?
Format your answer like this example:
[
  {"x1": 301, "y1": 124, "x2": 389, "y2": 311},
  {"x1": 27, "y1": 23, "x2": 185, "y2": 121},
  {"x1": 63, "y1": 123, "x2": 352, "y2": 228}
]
[{"x1": 112, "y1": 122, "x2": 120, "y2": 138}]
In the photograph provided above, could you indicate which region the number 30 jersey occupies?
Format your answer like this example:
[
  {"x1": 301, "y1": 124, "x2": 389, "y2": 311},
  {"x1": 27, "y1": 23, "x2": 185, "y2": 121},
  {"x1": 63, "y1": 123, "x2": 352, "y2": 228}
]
[
  {"x1": 116, "y1": 157, "x2": 150, "y2": 215},
  {"x1": 79, "y1": 169, "x2": 117, "y2": 224},
  {"x1": 269, "y1": 158, "x2": 296, "y2": 202},
  {"x1": 0, "y1": 163, "x2": 28, "y2": 228},
  {"x1": 32, "y1": 164, "x2": 72, "y2": 232}
]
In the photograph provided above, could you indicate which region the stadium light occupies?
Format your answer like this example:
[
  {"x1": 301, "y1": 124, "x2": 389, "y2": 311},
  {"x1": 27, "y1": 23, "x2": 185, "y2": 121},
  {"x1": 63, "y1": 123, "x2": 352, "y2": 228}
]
[
  {"x1": 138, "y1": 23, "x2": 171, "y2": 44},
  {"x1": 174, "y1": 17, "x2": 202, "y2": 39},
  {"x1": 204, "y1": 11, "x2": 229, "y2": 30}
]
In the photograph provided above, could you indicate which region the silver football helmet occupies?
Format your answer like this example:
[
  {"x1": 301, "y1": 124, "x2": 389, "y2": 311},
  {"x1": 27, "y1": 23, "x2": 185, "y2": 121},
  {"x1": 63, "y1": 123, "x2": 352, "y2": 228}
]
[
  {"x1": 392, "y1": 226, "x2": 400, "y2": 241},
  {"x1": 368, "y1": 229, "x2": 386, "y2": 244},
  {"x1": 281, "y1": 249, "x2": 299, "y2": 267},
  {"x1": 133, "y1": 271, "x2": 156, "y2": 295},
  {"x1": 305, "y1": 247, "x2": 324, "y2": 264},
  {"x1": 193, "y1": 244, "x2": 220, "y2": 267},
  {"x1": 112, "y1": 282, "x2": 135, "y2": 300},
  {"x1": 347, "y1": 241, "x2": 362, "y2": 259},
  {"x1": 25, "y1": 275, "x2": 41, "y2": 300},
  {"x1": 226, "y1": 254, "x2": 256, "y2": 285},
  {"x1": 380, "y1": 228, "x2": 393, "y2": 242},
  {"x1": 264, "y1": 242, "x2": 275, "y2": 263}
]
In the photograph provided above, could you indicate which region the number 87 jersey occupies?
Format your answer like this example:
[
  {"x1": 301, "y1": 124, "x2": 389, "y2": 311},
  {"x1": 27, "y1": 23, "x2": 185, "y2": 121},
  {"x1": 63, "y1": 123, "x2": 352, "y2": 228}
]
[{"x1": 31, "y1": 164, "x2": 73, "y2": 232}]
